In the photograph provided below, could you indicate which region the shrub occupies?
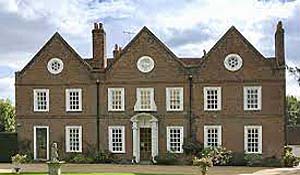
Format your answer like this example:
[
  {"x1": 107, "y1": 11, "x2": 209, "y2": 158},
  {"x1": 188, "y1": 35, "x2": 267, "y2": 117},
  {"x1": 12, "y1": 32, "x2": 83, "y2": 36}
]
[
  {"x1": 229, "y1": 152, "x2": 247, "y2": 166},
  {"x1": 183, "y1": 140, "x2": 204, "y2": 157},
  {"x1": 94, "y1": 150, "x2": 114, "y2": 163},
  {"x1": 261, "y1": 156, "x2": 282, "y2": 167},
  {"x1": 282, "y1": 146, "x2": 300, "y2": 167},
  {"x1": 244, "y1": 154, "x2": 262, "y2": 167},
  {"x1": 201, "y1": 147, "x2": 232, "y2": 165},
  {"x1": 68, "y1": 154, "x2": 94, "y2": 164},
  {"x1": 154, "y1": 152, "x2": 179, "y2": 165},
  {"x1": 11, "y1": 154, "x2": 27, "y2": 165},
  {"x1": 193, "y1": 157, "x2": 213, "y2": 175}
]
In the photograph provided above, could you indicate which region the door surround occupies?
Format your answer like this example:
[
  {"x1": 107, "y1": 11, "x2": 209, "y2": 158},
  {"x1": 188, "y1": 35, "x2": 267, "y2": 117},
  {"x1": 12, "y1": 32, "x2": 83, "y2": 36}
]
[
  {"x1": 33, "y1": 125, "x2": 49, "y2": 160},
  {"x1": 131, "y1": 113, "x2": 158, "y2": 163}
]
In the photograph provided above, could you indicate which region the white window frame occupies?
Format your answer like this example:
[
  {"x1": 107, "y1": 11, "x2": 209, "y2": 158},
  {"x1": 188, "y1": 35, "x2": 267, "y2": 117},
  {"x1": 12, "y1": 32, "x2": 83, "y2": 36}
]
[
  {"x1": 204, "y1": 125, "x2": 222, "y2": 148},
  {"x1": 33, "y1": 89, "x2": 49, "y2": 112},
  {"x1": 108, "y1": 88, "x2": 125, "y2": 111},
  {"x1": 108, "y1": 126, "x2": 126, "y2": 153},
  {"x1": 203, "y1": 87, "x2": 222, "y2": 111},
  {"x1": 66, "y1": 88, "x2": 82, "y2": 112},
  {"x1": 244, "y1": 86, "x2": 262, "y2": 111},
  {"x1": 244, "y1": 125, "x2": 262, "y2": 154},
  {"x1": 65, "y1": 126, "x2": 82, "y2": 153},
  {"x1": 166, "y1": 87, "x2": 184, "y2": 111},
  {"x1": 134, "y1": 88, "x2": 157, "y2": 111},
  {"x1": 167, "y1": 126, "x2": 184, "y2": 153}
]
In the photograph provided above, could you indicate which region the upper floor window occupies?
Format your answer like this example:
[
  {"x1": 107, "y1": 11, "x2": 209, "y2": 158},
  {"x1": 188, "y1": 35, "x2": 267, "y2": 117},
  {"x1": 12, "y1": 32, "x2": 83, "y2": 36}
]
[
  {"x1": 47, "y1": 58, "x2": 64, "y2": 75},
  {"x1": 244, "y1": 125, "x2": 262, "y2": 154},
  {"x1": 204, "y1": 125, "x2": 222, "y2": 148},
  {"x1": 66, "y1": 88, "x2": 82, "y2": 112},
  {"x1": 204, "y1": 87, "x2": 221, "y2": 111},
  {"x1": 33, "y1": 89, "x2": 49, "y2": 112},
  {"x1": 244, "y1": 86, "x2": 262, "y2": 111},
  {"x1": 134, "y1": 88, "x2": 157, "y2": 111},
  {"x1": 166, "y1": 87, "x2": 184, "y2": 111},
  {"x1": 108, "y1": 126, "x2": 126, "y2": 153},
  {"x1": 65, "y1": 126, "x2": 82, "y2": 153},
  {"x1": 108, "y1": 88, "x2": 125, "y2": 111},
  {"x1": 167, "y1": 126, "x2": 184, "y2": 153}
]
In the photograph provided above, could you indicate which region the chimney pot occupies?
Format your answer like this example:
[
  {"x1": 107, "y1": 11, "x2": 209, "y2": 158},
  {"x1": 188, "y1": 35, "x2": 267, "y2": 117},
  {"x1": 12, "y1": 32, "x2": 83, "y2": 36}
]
[
  {"x1": 99, "y1": 23, "x2": 103, "y2": 29},
  {"x1": 94, "y1": 23, "x2": 98, "y2": 29}
]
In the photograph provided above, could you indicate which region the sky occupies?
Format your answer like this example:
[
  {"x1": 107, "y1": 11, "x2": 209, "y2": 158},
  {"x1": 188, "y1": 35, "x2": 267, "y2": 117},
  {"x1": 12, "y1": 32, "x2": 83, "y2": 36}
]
[{"x1": 0, "y1": 0, "x2": 299, "y2": 104}]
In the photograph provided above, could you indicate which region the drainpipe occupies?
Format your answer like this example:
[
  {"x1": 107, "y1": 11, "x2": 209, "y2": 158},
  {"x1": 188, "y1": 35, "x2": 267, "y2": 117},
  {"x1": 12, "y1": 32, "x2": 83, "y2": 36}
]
[
  {"x1": 96, "y1": 79, "x2": 100, "y2": 153},
  {"x1": 188, "y1": 74, "x2": 193, "y2": 141}
]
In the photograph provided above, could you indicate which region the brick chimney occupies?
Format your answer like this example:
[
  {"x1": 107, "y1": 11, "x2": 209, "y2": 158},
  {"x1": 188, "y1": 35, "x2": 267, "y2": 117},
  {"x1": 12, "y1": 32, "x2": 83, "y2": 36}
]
[
  {"x1": 275, "y1": 21, "x2": 285, "y2": 67},
  {"x1": 92, "y1": 23, "x2": 107, "y2": 69}
]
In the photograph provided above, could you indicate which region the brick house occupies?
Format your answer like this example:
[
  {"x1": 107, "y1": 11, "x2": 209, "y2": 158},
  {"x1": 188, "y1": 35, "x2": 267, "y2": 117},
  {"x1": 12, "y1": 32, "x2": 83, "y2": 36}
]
[{"x1": 15, "y1": 21, "x2": 286, "y2": 163}]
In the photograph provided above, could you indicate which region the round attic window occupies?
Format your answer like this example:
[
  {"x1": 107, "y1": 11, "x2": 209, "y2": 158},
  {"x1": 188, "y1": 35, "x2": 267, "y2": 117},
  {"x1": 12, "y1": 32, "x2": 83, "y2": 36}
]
[
  {"x1": 137, "y1": 56, "x2": 155, "y2": 73},
  {"x1": 47, "y1": 58, "x2": 64, "y2": 74},
  {"x1": 224, "y1": 54, "x2": 243, "y2": 72}
]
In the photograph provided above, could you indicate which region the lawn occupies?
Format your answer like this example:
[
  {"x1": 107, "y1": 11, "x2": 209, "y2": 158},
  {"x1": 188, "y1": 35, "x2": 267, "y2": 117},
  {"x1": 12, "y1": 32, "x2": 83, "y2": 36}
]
[{"x1": 3, "y1": 174, "x2": 187, "y2": 175}]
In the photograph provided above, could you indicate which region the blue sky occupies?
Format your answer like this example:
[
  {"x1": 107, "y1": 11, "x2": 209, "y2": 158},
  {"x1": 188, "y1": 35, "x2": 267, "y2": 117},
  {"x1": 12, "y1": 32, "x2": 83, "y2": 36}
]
[{"x1": 0, "y1": 0, "x2": 299, "y2": 104}]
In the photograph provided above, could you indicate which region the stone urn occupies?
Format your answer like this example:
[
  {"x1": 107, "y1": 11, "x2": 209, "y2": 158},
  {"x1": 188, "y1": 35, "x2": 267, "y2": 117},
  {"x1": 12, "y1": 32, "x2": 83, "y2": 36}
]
[{"x1": 46, "y1": 143, "x2": 65, "y2": 175}]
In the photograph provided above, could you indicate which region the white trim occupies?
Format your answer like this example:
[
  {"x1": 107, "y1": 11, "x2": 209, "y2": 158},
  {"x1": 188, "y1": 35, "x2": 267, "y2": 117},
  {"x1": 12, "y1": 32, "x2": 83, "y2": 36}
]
[
  {"x1": 166, "y1": 87, "x2": 184, "y2": 111},
  {"x1": 47, "y1": 58, "x2": 64, "y2": 75},
  {"x1": 108, "y1": 126, "x2": 126, "y2": 153},
  {"x1": 65, "y1": 126, "x2": 82, "y2": 153},
  {"x1": 243, "y1": 86, "x2": 262, "y2": 111},
  {"x1": 204, "y1": 125, "x2": 222, "y2": 148},
  {"x1": 134, "y1": 88, "x2": 157, "y2": 111},
  {"x1": 244, "y1": 125, "x2": 262, "y2": 154},
  {"x1": 33, "y1": 89, "x2": 49, "y2": 112},
  {"x1": 108, "y1": 88, "x2": 125, "y2": 111},
  {"x1": 137, "y1": 56, "x2": 155, "y2": 73},
  {"x1": 33, "y1": 126, "x2": 49, "y2": 160},
  {"x1": 167, "y1": 126, "x2": 184, "y2": 153},
  {"x1": 224, "y1": 54, "x2": 243, "y2": 72},
  {"x1": 203, "y1": 87, "x2": 222, "y2": 111},
  {"x1": 66, "y1": 88, "x2": 82, "y2": 112}
]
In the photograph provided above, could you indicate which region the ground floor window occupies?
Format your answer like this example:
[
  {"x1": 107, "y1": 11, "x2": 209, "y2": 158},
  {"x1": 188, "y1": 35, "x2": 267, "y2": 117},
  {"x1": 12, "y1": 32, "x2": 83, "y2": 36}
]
[
  {"x1": 167, "y1": 126, "x2": 184, "y2": 153},
  {"x1": 204, "y1": 125, "x2": 222, "y2": 148},
  {"x1": 244, "y1": 125, "x2": 262, "y2": 154},
  {"x1": 65, "y1": 126, "x2": 82, "y2": 152},
  {"x1": 108, "y1": 126, "x2": 125, "y2": 153}
]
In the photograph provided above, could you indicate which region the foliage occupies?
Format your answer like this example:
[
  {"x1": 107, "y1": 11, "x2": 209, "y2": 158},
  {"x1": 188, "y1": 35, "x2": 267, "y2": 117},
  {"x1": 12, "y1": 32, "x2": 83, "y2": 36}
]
[
  {"x1": 182, "y1": 140, "x2": 204, "y2": 157},
  {"x1": 287, "y1": 66, "x2": 300, "y2": 86},
  {"x1": 193, "y1": 157, "x2": 213, "y2": 175},
  {"x1": 244, "y1": 154, "x2": 262, "y2": 167},
  {"x1": 68, "y1": 154, "x2": 94, "y2": 164},
  {"x1": 0, "y1": 99, "x2": 15, "y2": 132},
  {"x1": 94, "y1": 150, "x2": 114, "y2": 163},
  {"x1": 11, "y1": 154, "x2": 27, "y2": 165},
  {"x1": 282, "y1": 146, "x2": 300, "y2": 167},
  {"x1": 287, "y1": 96, "x2": 300, "y2": 126},
  {"x1": 229, "y1": 152, "x2": 247, "y2": 166},
  {"x1": 201, "y1": 147, "x2": 232, "y2": 165},
  {"x1": 261, "y1": 156, "x2": 282, "y2": 167},
  {"x1": 154, "y1": 152, "x2": 179, "y2": 165}
]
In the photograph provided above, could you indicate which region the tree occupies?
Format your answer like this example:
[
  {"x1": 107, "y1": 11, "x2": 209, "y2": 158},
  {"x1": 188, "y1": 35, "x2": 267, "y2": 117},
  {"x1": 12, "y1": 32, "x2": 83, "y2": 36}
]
[
  {"x1": 287, "y1": 66, "x2": 300, "y2": 85},
  {"x1": 0, "y1": 99, "x2": 15, "y2": 132},
  {"x1": 287, "y1": 96, "x2": 300, "y2": 126}
]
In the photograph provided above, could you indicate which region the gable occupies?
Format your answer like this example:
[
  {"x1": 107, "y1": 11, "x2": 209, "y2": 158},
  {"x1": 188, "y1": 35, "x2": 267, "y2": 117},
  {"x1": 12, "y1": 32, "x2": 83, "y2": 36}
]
[
  {"x1": 106, "y1": 27, "x2": 188, "y2": 82},
  {"x1": 16, "y1": 33, "x2": 93, "y2": 84},
  {"x1": 196, "y1": 26, "x2": 277, "y2": 81}
]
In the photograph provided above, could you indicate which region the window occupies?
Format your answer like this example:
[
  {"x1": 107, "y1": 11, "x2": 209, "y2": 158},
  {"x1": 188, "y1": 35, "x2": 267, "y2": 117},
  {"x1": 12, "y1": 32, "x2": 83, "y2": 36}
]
[
  {"x1": 108, "y1": 88, "x2": 125, "y2": 111},
  {"x1": 33, "y1": 89, "x2": 49, "y2": 112},
  {"x1": 47, "y1": 58, "x2": 64, "y2": 74},
  {"x1": 204, "y1": 125, "x2": 222, "y2": 148},
  {"x1": 167, "y1": 126, "x2": 184, "y2": 153},
  {"x1": 134, "y1": 88, "x2": 157, "y2": 111},
  {"x1": 224, "y1": 54, "x2": 243, "y2": 72},
  {"x1": 204, "y1": 87, "x2": 221, "y2": 111},
  {"x1": 65, "y1": 126, "x2": 82, "y2": 152},
  {"x1": 244, "y1": 126, "x2": 262, "y2": 154},
  {"x1": 137, "y1": 56, "x2": 155, "y2": 73},
  {"x1": 166, "y1": 87, "x2": 184, "y2": 111},
  {"x1": 66, "y1": 89, "x2": 82, "y2": 112},
  {"x1": 244, "y1": 86, "x2": 262, "y2": 110},
  {"x1": 108, "y1": 126, "x2": 125, "y2": 153}
]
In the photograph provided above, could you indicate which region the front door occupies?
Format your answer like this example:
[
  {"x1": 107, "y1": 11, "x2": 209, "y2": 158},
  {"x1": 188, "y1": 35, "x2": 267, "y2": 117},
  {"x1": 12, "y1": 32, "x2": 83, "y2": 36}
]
[
  {"x1": 140, "y1": 128, "x2": 152, "y2": 161},
  {"x1": 34, "y1": 126, "x2": 48, "y2": 160}
]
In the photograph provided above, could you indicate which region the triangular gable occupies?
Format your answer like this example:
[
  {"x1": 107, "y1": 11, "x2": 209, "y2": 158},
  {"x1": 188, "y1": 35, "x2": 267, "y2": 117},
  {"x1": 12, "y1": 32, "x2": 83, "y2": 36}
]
[
  {"x1": 201, "y1": 26, "x2": 268, "y2": 66},
  {"x1": 107, "y1": 26, "x2": 188, "y2": 71},
  {"x1": 18, "y1": 32, "x2": 92, "y2": 76}
]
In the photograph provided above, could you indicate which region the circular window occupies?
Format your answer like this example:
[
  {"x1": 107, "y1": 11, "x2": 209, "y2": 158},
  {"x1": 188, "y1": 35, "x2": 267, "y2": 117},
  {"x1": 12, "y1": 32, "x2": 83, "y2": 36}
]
[
  {"x1": 224, "y1": 54, "x2": 243, "y2": 72},
  {"x1": 47, "y1": 58, "x2": 64, "y2": 74},
  {"x1": 137, "y1": 56, "x2": 155, "y2": 73}
]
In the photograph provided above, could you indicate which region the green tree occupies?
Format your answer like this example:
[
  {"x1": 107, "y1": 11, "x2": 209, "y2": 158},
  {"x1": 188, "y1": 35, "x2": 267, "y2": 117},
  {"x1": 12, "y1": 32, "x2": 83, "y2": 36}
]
[
  {"x1": 287, "y1": 96, "x2": 300, "y2": 126},
  {"x1": 287, "y1": 66, "x2": 300, "y2": 85},
  {"x1": 0, "y1": 99, "x2": 15, "y2": 132}
]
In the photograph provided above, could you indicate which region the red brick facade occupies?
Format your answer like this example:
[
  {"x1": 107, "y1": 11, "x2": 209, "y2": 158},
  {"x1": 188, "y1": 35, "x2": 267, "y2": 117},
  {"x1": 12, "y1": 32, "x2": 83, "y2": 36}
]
[{"x1": 15, "y1": 22, "x2": 286, "y2": 162}]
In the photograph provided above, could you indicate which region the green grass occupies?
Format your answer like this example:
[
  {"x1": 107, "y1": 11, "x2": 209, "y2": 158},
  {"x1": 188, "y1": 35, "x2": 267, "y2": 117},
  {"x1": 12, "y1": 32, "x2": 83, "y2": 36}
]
[{"x1": 3, "y1": 173, "x2": 187, "y2": 175}]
